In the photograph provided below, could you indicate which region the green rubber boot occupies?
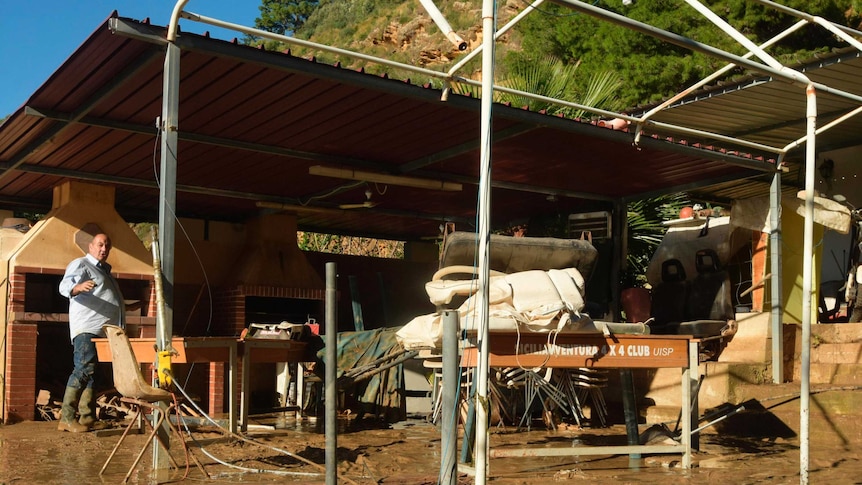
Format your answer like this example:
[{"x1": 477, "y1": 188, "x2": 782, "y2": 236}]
[
  {"x1": 57, "y1": 387, "x2": 89, "y2": 433},
  {"x1": 78, "y1": 388, "x2": 97, "y2": 428}
]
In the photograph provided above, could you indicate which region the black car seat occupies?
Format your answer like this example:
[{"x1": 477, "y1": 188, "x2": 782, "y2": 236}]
[
  {"x1": 649, "y1": 258, "x2": 688, "y2": 333},
  {"x1": 685, "y1": 248, "x2": 734, "y2": 322}
]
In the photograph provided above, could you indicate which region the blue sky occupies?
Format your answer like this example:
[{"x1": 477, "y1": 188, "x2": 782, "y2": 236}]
[{"x1": 0, "y1": 1, "x2": 262, "y2": 118}]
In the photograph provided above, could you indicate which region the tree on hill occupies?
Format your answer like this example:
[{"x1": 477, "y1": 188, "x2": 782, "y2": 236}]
[{"x1": 255, "y1": 0, "x2": 320, "y2": 36}]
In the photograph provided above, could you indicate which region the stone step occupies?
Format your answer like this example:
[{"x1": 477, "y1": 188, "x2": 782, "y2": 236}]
[
  {"x1": 790, "y1": 362, "x2": 862, "y2": 384},
  {"x1": 802, "y1": 341, "x2": 862, "y2": 364},
  {"x1": 642, "y1": 384, "x2": 862, "y2": 447},
  {"x1": 643, "y1": 358, "x2": 862, "y2": 408}
]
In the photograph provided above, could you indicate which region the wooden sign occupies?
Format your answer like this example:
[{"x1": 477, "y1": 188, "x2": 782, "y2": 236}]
[{"x1": 461, "y1": 332, "x2": 693, "y2": 369}]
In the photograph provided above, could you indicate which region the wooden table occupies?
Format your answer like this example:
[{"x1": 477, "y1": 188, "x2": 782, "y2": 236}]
[
  {"x1": 238, "y1": 338, "x2": 307, "y2": 432},
  {"x1": 460, "y1": 332, "x2": 699, "y2": 468},
  {"x1": 95, "y1": 336, "x2": 307, "y2": 434}
]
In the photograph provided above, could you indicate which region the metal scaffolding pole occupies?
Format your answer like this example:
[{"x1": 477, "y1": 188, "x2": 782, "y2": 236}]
[
  {"x1": 473, "y1": 0, "x2": 496, "y2": 482},
  {"x1": 769, "y1": 170, "x2": 784, "y2": 384},
  {"x1": 154, "y1": 0, "x2": 185, "y2": 472}
]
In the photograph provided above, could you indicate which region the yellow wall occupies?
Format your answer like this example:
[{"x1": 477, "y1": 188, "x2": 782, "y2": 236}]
[{"x1": 780, "y1": 210, "x2": 822, "y2": 324}]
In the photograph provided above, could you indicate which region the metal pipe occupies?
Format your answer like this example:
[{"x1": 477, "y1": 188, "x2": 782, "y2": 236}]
[
  {"x1": 549, "y1": 0, "x2": 810, "y2": 86},
  {"x1": 446, "y1": 0, "x2": 545, "y2": 78},
  {"x1": 180, "y1": 11, "x2": 453, "y2": 81},
  {"x1": 474, "y1": 0, "x2": 496, "y2": 482},
  {"x1": 440, "y1": 310, "x2": 459, "y2": 485},
  {"x1": 551, "y1": 0, "x2": 862, "y2": 106},
  {"x1": 770, "y1": 167, "x2": 784, "y2": 384},
  {"x1": 418, "y1": 0, "x2": 467, "y2": 50},
  {"x1": 175, "y1": 8, "x2": 808, "y2": 159},
  {"x1": 799, "y1": 84, "x2": 818, "y2": 485},
  {"x1": 688, "y1": 341, "x2": 699, "y2": 453},
  {"x1": 681, "y1": 340, "x2": 696, "y2": 468},
  {"x1": 150, "y1": 230, "x2": 171, "y2": 389},
  {"x1": 683, "y1": 0, "x2": 784, "y2": 70},
  {"x1": 619, "y1": 369, "x2": 640, "y2": 462},
  {"x1": 490, "y1": 444, "x2": 685, "y2": 457},
  {"x1": 325, "y1": 262, "x2": 338, "y2": 484},
  {"x1": 635, "y1": 19, "x2": 808, "y2": 139},
  {"x1": 157, "y1": 38, "x2": 180, "y2": 377},
  {"x1": 453, "y1": 77, "x2": 787, "y2": 155},
  {"x1": 783, "y1": 105, "x2": 862, "y2": 152},
  {"x1": 154, "y1": 34, "x2": 182, "y2": 474},
  {"x1": 750, "y1": 0, "x2": 862, "y2": 39},
  {"x1": 809, "y1": 16, "x2": 862, "y2": 52},
  {"x1": 692, "y1": 405, "x2": 745, "y2": 434},
  {"x1": 168, "y1": 0, "x2": 191, "y2": 41}
]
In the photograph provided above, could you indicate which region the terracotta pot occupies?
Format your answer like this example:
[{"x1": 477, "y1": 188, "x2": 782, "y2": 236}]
[
  {"x1": 598, "y1": 118, "x2": 630, "y2": 130},
  {"x1": 620, "y1": 287, "x2": 651, "y2": 323}
]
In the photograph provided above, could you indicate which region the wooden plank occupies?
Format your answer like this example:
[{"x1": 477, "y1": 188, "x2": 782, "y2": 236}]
[{"x1": 94, "y1": 336, "x2": 236, "y2": 364}]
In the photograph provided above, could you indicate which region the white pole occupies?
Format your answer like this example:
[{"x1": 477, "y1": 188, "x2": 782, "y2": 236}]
[
  {"x1": 799, "y1": 84, "x2": 817, "y2": 485},
  {"x1": 474, "y1": 0, "x2": 496, "y2": 482}
]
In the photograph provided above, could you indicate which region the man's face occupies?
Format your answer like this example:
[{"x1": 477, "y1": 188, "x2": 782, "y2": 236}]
[{"x1": 88, "y1": 234, "x2": 112, "y2": 262}]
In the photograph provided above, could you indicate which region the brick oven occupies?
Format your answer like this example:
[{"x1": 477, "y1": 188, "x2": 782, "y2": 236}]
[
  {"x1": 0, "y1": 181, "x2": 155, "y2": 423},
  {"x1": 209, "y1": 213, "x2": 326, "y2": 410}
]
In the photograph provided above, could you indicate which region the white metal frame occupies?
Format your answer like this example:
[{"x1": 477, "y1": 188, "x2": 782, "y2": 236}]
[{"x1": 157, "y1": 1, "x2": 862, "y2": 483}]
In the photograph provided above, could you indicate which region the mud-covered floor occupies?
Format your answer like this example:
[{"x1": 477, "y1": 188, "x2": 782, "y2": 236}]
[{"x1": 2, "y1": 401, "x2": 862, "y2": 485}]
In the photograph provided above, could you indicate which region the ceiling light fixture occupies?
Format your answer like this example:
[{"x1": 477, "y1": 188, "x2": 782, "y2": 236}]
[
  {"x1": 308, "y1": 165, "x2": 463, "y2": 192},
  {"x1": 256, "y1": 201, "x2": 343, "y2": 213}
]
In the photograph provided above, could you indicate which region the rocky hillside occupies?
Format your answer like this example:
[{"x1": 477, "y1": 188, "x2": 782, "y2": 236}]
[{"x1": 294, "y1": 0, "x2": 524, "y2": 77}]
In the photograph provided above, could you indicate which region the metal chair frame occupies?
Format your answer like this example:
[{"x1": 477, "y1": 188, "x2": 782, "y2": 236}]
[{"x1": 98, "y1": 324, "x2": 206, "y2": 483}]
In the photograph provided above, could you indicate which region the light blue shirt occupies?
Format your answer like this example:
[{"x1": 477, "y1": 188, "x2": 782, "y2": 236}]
[{"x1": 59, "y1": 253, "x2": 125, "y2": 341}]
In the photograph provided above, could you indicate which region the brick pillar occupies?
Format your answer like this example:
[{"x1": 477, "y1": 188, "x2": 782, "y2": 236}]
[
  {"x1": 5, "y1": 322, "x2": 38, "y2": 423},
  {"x1": 208, "y1": 362, "x2": 225, "y2": 416},
  {"x1": 147, "y1": 280, "x2": 158, "y2": 318},
  {"x1": 213, "y1": 288, "x2": 246, "y2": 335},
  {"x1": 8, "y1": 273, "x2": 25, "y2": 313}
]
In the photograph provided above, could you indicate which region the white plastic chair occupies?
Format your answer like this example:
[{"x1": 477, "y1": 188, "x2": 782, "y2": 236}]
[{"x1": 99, "y1": 324, "x2": 204, "y2": 482}]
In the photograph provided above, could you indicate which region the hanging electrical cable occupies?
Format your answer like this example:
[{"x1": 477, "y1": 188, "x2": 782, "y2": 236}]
[{"x1": 166, "y1": 369, "x2": 362, "y2": 484}]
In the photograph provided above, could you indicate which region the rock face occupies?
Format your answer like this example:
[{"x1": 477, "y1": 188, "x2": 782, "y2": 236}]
[
  {"x1": 367, "y1": 16, "x2": 475, "y2": 67},
  {"x1": 311, "y1": 1, "x2": 522, "y2": 71}
]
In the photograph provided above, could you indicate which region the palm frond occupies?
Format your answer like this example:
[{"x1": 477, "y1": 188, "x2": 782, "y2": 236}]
[{"x1": 624, "y1": 193, "x2": 691, "y2": 283}]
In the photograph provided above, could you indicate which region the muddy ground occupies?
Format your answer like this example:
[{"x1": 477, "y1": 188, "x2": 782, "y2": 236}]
[{"x1": 2, "y1": 391, "x2": 862, "y2": 485}]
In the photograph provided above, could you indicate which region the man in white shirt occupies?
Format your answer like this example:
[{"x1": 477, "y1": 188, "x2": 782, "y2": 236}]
[{"x1": 57, "y1": 233, "x2": 125, "y2": 432}]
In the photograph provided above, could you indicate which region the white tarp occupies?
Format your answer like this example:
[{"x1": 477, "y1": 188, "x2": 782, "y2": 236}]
[{"x1": 396, "y1": 267, "x2": 601, "y2": 350}]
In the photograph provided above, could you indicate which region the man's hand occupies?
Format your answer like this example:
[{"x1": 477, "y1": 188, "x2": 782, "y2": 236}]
[{"x1": 72, "y1": 280, "x2": 96, "y2": 296}]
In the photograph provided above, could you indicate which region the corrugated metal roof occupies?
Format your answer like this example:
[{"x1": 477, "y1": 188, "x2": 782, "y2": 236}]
[
  {"x1": 639, "y1": 47, "x2": 862, "y2": 203},
  {"x1": 0, "y1": 13, "x2": 812, "y2": 241}
]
